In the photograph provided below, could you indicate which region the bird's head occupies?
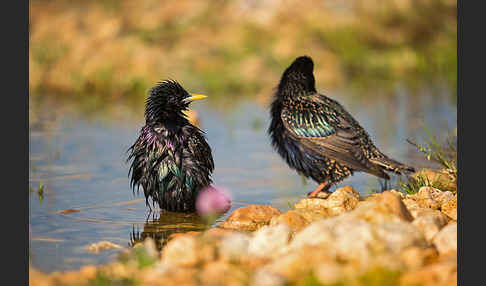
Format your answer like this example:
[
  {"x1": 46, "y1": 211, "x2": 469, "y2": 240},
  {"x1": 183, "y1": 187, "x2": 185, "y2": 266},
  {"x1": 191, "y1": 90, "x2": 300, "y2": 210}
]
[
  {"x1": 145, "y1": 80, "x2": 207, "y2": 123},
  {"x1": 277, "y1": 56, "x2": 317, "y2": 97}
]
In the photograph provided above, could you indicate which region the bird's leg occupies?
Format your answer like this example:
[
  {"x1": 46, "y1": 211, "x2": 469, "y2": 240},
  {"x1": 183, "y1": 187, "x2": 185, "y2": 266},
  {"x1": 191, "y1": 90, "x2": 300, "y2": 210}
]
[
  {"x1": 307, "y1": 181, "x2": 333, "y2": 198},
  {"x1": 145, "y1": 209, "x2": 153, "y2": 223}
]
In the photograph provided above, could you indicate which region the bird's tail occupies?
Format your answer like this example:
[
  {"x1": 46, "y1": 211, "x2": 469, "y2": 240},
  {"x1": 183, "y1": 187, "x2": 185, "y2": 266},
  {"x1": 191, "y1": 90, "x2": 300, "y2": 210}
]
[{"x1": 370, "y1": 156, "x2": 415, "y2": 175}]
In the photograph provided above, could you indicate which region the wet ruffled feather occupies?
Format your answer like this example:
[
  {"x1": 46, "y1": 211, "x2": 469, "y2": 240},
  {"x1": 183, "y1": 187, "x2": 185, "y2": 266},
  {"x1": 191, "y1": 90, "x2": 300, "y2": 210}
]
[{"x1": 127, "y1": 81, "x2": 214, "y2": 212}]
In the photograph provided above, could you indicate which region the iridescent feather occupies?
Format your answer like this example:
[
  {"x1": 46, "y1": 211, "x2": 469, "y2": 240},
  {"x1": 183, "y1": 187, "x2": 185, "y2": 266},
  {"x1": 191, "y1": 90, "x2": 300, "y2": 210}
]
[
  {"x1": 268, "y1": 56, "x2": 415, "y2": 189},
  {"x1": 127, "y1": 80, "x2": 214, "y2": 212}
]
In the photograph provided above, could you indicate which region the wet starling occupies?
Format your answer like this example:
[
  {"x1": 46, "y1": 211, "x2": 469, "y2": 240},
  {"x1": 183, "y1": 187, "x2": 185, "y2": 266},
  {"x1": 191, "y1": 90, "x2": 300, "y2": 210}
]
[
  {"x1": 268, "y1": 56, "x2": 415, "y2": 197},
  {"x1": 127, "y1": 80, "x2": 214, "y2": 212}
]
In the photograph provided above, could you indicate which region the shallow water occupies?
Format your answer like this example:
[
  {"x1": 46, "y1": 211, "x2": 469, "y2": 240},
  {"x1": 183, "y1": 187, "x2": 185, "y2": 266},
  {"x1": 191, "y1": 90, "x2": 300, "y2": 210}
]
[{"x1": 29, "y1": 85, "x2": 456, "y2": 273}]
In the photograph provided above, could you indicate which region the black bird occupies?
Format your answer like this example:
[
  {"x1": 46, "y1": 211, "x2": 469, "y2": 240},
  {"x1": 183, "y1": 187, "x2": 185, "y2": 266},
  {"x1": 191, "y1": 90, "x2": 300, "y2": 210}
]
[
  {"x1": 127, "y1": 80, "x2": 214, "y2": 212},
  {"x1": 268, "y1": 56, "x2": 414, "y2": 198}
]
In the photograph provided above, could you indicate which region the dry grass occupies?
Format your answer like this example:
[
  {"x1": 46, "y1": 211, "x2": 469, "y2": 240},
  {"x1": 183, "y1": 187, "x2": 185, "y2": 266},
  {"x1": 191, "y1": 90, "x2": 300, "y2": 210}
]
[{"x1": 30, "y1": 0, "x2": 457, "y2": 105}]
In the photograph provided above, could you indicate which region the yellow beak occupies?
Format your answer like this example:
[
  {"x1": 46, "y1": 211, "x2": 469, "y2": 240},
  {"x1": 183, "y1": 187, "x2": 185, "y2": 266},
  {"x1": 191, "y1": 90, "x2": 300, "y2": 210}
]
[{"x1": 186, "y1": 93, "x2": 208, "y2": 102}]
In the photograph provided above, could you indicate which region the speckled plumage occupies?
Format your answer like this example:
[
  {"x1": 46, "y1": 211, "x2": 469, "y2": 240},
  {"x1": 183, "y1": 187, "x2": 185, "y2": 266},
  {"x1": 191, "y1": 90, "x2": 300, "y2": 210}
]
[
  {"x1": 127, "y1": 80, "x2": 214, "y2": 212},
  {"x1": 268, "y1": 56, "x2": 414, "y2": 194}
]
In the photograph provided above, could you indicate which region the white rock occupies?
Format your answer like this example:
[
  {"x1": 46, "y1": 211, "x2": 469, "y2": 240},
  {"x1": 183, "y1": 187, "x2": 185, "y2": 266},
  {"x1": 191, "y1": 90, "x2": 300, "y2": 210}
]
[
  {"x1": 416, "y1": 187, "x2": 454, "y2": 209},
  {"x1": 248, "y1": 224, "x2": 291, "y2": 258},
  {"x1": 373, "y1": 221, "x2": 428, "y2": 254},
  {"x1": 314, "y1": 261, "x2": 344, "y2": 284},
  {"x1": 412, "y1": 210, "x2": 449, "y2": 241},
  {"x1": 219, "y1": 232, "x2": 251, "y2": 262},
  {"x1": 289, "y1": 216, "x2": 374, "y2": 262},
  {"x1": 432, "y1": 222, "x2": 457, "y2": 255},
  {"x1": 85, "y1": 241, "x2": 124, "y2": 254},
  {"x1": 161, "y1": 235, "x2": 198, "y2": 267},
  {"x1": 251, "y1": 269, "x2": 286, "y2": 286},
  {"x1": 289, "y1": 214, "x2": 428, "y2": 265}
]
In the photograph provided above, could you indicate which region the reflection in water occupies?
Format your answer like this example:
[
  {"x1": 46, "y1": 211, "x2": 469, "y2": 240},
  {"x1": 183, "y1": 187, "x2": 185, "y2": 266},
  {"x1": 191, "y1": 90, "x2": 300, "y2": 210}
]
[{"x1": 128, "y1": 211, "x2": 225, "y2": 251}]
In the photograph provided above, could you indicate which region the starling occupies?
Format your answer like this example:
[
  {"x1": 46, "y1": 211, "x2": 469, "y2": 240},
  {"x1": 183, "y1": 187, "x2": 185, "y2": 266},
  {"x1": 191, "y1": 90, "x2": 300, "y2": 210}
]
[
  {"x1": 127, "y1": 80, "x2": 214, "y2": 212},
  {"x1": 268, "y1": 56, "x2": 415, "y2": 197}
]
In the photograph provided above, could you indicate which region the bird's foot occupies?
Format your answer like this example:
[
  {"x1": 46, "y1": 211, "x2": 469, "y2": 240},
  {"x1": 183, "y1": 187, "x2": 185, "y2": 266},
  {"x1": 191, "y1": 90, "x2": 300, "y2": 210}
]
[
  {"x1": 307, "y1": 182, "x2": 333, "y2": 199},
  {"x1": 307, "y1": 190, "x2": 332, "y2": 199}
]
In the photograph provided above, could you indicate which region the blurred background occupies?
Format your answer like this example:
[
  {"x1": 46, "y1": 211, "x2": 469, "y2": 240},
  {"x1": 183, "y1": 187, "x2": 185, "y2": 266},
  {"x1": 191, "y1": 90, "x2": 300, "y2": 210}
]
[{"x1": 29, "y1": 0, "x2": 457, "y2": 273}]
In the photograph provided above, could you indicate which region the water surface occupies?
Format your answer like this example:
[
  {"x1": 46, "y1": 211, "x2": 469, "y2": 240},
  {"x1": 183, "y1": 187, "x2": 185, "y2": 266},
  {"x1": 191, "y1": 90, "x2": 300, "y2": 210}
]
[{"x1": 29, "y1": 85, "x2": 456, "y2": 272}]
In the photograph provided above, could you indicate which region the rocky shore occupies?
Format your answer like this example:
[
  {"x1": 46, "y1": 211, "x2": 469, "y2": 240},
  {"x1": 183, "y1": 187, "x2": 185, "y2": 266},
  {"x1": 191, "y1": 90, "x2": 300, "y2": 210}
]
[{"x1": 30, "y1": 181, "x2": 457, "y2": 286}]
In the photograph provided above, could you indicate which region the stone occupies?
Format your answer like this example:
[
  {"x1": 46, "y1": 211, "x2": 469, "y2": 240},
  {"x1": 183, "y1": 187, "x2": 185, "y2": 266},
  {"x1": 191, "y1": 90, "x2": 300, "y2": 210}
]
[
  {"x1": 385, "y1": 189, "x2": 405, "y2": 199},
  {"x1": 366, "y1": 191, "x2": 414, "y2": 221},
  {"x1": 400, "y1": 253, "x2": 457, "y2": 286},
  {"x1": 289, "y1": 216, "x2": 375, "y2": 264},
  {"x1": 402, "y1": 198, "x2": 423, "y2": 218},
  {"x1": 251, "y1": 269, "x2": 287, "y2": 286},
  {"x1": 321, "y1": 186, "x2": 360, "y2": 216},
  {"x1": 288, "y1": 219, "x2": 338, "y2": 249},
  {"x1": 432, "y1": 222, "x2": 457, "y2": 255},
  {"x1": 51, "y1": 271, "x2": 87, "y2": 286},
  {"x1": 373, "y1": 221, "x2": 428, "y2": 254},
  {"x1": 219, "y1": 232, "x2": 251, "y2": 263},
  {"x1": 412, "y1": 209, "x2": 449, "y2": 241},
  {"x1": 142, "y1": 237, "x2": 158, "y2": 258},
  {"x1": 291, "y1": 186, "x2": 360, "y2": 221},
  {"x1": 263, "y1": 248, "x2": 333, "y2": 281},
  {"x1": 293, "y1": 198, "x2": 328, "y2": 211},
  {"x1": 203, "y1": 227, "x2": 237, "y2": 239},
  {"x1": 289, "y1": 213, "x2": 427, "y2": 267},
  {"x1": 28, "y1": 181, "x2": 459, "y2": 286},
  {"x1": 269, "y1": 210, "x2": 309, "y2": 232},
  {"x1": 79, "y1": 265, "x2": 97, "y2": 280},
  {"x1": 168, "y1": 231, "x2": 201, "y2": 241},
  {"x1": 248, "y1": 224, "x2": 291, "y2": 258},
  {"x1": 220, "y1": 204, "x2": 281, "y2": 231},
  {"x1": 400, "y1": 246, "x2": 439, "y2": 271},
  {"x1": 294, "y1": 186, "x2": 359, "y2": 217},
  {"x1": 108, "y1": 262, "x2": 133, "y2": 276},
  {"x1": 313, "y1": 261, "x2": 344, "y2": 285},
  {"x1": 199, "y1": 261, "x2": 247, "y2": 286},
  {"x1": 84, "y1": 241, "x2": 124, "y2": 254},
  {"x1": 350, "y1": 191, "x2": 414, "y2": 223},
  {"x1": 139, "y1": 262, "x2": 174, "y2": 285},
  {"x1": 196, "y1": 240, "x2": 218, "y2": 264},
  {"x1": 293, "y1": 208, "x2": 330, "y2": 223},
  {"x1": 30, "y1": 266, "x2": 52, "y2": 286},
  {"x1": 161, "y1": 235, "x2": 198, "y2": 267},
  {"x1": 441, "y1": 194, "x2": 457, "y2": 221},
  {"x1": 367, "y1": 252, "x2": 405, "y2": 271},
  {"x1": 153, "y1": 267, "x2": 199, "y2": 286},
  {"x1": 414, "y1": 187, "x2": 455, "y2": 210},
  {"x1": 337, "y1": 185, "x2": 361, "y2": 199}
]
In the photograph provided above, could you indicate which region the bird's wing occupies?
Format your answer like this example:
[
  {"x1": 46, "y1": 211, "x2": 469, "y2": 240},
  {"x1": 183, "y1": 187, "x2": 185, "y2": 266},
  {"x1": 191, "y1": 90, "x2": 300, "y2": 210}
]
[
  {"x1": 187, "y1": 129, "x2": 215, "y2": 174},
  {"x1": 281, "y1": 97, "x2": 388, "y2": 179}
]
